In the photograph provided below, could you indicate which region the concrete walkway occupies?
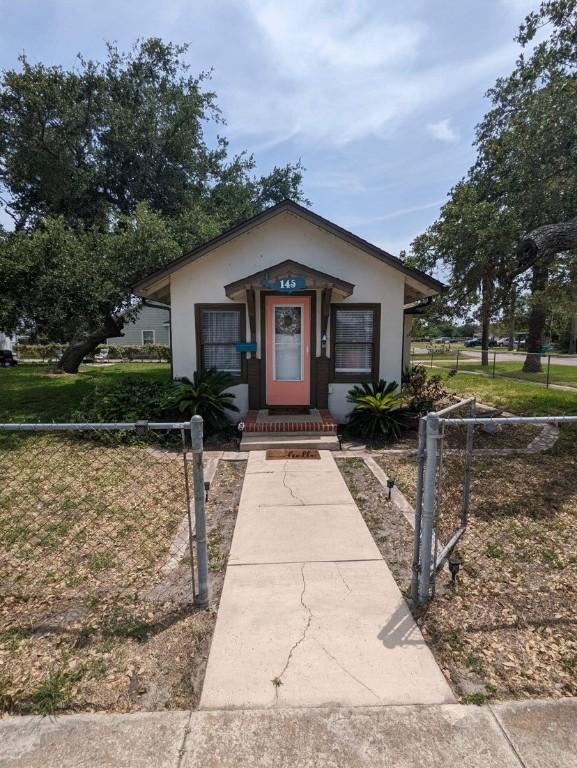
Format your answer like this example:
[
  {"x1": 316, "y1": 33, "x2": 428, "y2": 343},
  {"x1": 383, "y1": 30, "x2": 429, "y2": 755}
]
[
  {"x1": 1, "y1": 699, "x2": 576, "y2": 767},
  {"x1": 200, "y1": 450, "x2": 454, "y2": 710}
]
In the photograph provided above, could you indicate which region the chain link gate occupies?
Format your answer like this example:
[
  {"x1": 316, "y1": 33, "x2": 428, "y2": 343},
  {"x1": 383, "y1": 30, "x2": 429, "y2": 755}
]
[
  {"x1": 0, "y1": 417, "x2": 209, "y2": 610},
  {"x1": 412, "y1": 408, "x2": 577, "y2": 605},
  {"x1": 411, "y1": 399, "x2": 477, "y2": 604}
]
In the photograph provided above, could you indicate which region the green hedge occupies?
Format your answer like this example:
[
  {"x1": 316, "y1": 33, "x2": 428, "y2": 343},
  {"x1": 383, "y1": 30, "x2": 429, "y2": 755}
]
[
  {"x1": 13, "y1": 343, "x2": 61, "y2": 361},
  {"x1": 104, "y1": 344, "x2": 170, "y2": 362},
  {"x1": 13, "y1": 343, "x2": 170, "y2": 362}
]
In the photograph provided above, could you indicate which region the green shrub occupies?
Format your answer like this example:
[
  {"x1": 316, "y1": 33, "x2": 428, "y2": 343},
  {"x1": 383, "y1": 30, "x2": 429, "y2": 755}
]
[
  {"x1": 171, "y1": 370, "x2": 239, "y2": 435},
  {"x1": 72, "y1": 377, "x2": 178, "y2": 437},
  {"x1": 345, "y1": 380, "x2": 407, "y2": 439},
  {"x1": 13, "y1": 343, "x2": 62, "y2": 361},
  {"x1": 402, "y1": 364, "x2": 449, "y2": 415},
  {"x1": 103, "y1": 344, "x2": 170, "y2": 362}
]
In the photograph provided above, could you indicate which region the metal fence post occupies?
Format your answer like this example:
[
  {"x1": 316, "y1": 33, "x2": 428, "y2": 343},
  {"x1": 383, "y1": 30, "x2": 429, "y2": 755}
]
[
  {"x1": 461, "y1": 399, "x2": 476, "y2": 527},
  {"x1": 430, "y1": 348, "x2": 434, "y2": 368},
  {"x1": 546, "y1": 355, "x2": 551, "y2": 389},
  {"x1": 418, "y1": 412, "x2": 439, "y2": 605},
  {"x1": 190, "y1": 416, "x2": 209, "y2": 608},
  {"x1": 492, "y1": 350, "x2": 497, "y2": 378},
  {"x1": 410, "y1": 417, "x2": 426, "y2": 603},
  {"x1": 456, "y1": 348, "x2": 460, "y2": 372}
]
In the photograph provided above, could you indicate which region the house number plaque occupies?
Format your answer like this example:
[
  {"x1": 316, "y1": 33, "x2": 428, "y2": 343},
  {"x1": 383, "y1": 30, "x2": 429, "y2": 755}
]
[{"x1": 260, "y1": 273, "x2": 306, "y2": 292}]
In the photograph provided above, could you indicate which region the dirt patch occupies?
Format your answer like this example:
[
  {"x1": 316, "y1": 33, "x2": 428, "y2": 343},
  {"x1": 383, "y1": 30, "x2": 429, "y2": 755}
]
[
  {"x1": 0, "y1": 435, "x2": 245, "y2": 715},
  {"x1": 375, "y1": 449, "x2": 577, "y2": 703},
  {"x1": 336, "y1": 458, "x2": 414, "y2": 594}
]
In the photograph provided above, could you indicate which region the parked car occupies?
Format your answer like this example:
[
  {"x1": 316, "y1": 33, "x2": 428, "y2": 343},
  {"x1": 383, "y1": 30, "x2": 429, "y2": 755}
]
[
  {"x1": 0, "y1": 350, "x2": 18, "y2": 367},
  {"x1": 497, "y1": 336, "x2": 510, "y2": 347},
  {"x1": 465, "y1": 336, "x2": 499, "y2": 348}
]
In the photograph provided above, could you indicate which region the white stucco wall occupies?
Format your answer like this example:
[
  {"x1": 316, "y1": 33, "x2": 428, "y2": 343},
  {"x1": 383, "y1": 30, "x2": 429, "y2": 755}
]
[{"x1": 169, "y1": 210, "x2": 406, "y2": 421}]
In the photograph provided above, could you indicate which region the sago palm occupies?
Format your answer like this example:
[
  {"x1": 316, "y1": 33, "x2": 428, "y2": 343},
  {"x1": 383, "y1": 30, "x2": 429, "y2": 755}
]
[
  {"x1": 174, "y1": 370, "x2": 239, "y2": 435},
  {"x1": 346, "y1": 380, "x2": 406, "y2": 439}
]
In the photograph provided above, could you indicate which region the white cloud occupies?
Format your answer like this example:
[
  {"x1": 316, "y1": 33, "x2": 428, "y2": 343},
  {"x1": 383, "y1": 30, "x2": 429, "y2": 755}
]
[
  {"x1": 219, "y1": 0, "x2": 516, "y2": 148},
  {"x1": 348, "y1": 199, "x2": 446, "y2": 227},
  {"x1": 426, "y1": 118, "x2": 459, "y2": 143}
]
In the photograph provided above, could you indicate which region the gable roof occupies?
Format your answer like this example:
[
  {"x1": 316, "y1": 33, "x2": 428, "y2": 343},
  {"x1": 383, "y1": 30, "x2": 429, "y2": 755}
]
[{"x1": 133, "y1": 200, "x2": 445, "y2": 295}]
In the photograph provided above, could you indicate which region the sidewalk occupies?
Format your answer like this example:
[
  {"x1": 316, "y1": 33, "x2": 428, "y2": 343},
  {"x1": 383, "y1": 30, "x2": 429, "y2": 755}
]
[
  {"x1": 1, "y1": 699, "x2": 575, "y2": 767},
  {"x1": 200, "y1": 450, "x2": 453, "y2": 709}
]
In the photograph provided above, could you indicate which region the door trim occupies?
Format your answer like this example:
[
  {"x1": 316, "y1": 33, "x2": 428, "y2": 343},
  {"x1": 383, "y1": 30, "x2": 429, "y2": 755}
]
[{"x1": 259, "y1": 290, "x2": 317, "y2": 409}]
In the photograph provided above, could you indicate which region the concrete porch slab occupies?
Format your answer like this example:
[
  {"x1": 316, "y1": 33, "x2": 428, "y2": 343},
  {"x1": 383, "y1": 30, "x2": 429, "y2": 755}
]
[
  {"x1": 228, "y1": 503, "x2": 381, "y2": 565},
  {"x1": 244, "y1": 449, "x2": 338, "y2": 474},
  {"x1": 199, "y1": 560, "x2": 454, "y2": 710}
]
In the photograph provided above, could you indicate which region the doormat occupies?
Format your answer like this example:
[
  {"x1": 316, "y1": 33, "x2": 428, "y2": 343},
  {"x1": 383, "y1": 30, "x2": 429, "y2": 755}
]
[
  {"x1": 267, "y1": 406, "x2": 310, "y2": 416},
  {"x1": 266, "y1": 448, "x2": 321, "y2": 460}
]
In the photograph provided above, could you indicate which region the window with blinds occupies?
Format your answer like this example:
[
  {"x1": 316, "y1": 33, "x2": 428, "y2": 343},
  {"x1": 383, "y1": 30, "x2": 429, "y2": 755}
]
[
  {"x1": 331, "y1": 305, "x2": 379, "y2": 380},
  {"x1": 196, "y1": 305, "x2": 245, "y2": 378}
]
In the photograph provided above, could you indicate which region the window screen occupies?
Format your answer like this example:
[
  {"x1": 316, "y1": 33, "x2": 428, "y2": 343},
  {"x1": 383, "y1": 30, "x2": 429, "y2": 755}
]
[
  {"x1": 199, "y1": 309, "x2": 242, "y2": 375},
  {"x1": 142, "y1": 330, "x2": 154, "y2": 345},
  {"x1": 333, "y1": 308, "x2": 376, "y2": 375}
]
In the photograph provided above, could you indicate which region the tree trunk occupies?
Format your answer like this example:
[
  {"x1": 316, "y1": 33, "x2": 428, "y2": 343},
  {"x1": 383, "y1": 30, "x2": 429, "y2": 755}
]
[
  {"x1": 569, "y1": 315, "x2": 577, "y2": 355},
  {"x1": 57, "y1": 316, "x2": 124, "y2": 374},
  {"x1": 518, "y1": 218, "x2": 577, "y2": 267},
  {"x1": 518, "y1": 218, "x2": 577, "y2": 370},
  {"x1": 522, "y1": 262, "x2": 549, "y2": 373},
  {"x1": 506, "y1": 286, "x2": 516, "y2": 351},
  {"x1": 479, "y1": 275, "x2": 493, "y2": 366}
]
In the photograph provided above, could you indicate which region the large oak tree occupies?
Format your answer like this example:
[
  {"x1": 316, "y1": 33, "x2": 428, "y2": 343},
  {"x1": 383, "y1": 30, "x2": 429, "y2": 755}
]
[{"x1": 0, "y1": 39, "x2": 307, "y2": 371}]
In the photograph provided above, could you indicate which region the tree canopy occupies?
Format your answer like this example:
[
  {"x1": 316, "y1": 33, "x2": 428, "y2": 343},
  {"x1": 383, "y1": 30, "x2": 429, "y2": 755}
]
[
  {"x1": 0, "y1": 39, "x2": 307, "y2": 370},
  {"x1": 409, "y1": 0, "x2": 577, "y2": 367}
]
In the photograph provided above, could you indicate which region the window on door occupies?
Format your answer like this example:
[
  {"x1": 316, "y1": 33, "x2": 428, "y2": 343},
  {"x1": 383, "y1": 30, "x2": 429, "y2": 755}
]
[
  {"x1": 195, "y1": 304, "x2": 246, "y2": 381},
  {"x1": 330, "y1": 304, "x2": 380, "y2": 382},
  {"x1": 273, "y1": 305, "x2": 303, "y2": 381},
  {"x1": 142, "y1": 330, "x2": 155, "y2": 345}
]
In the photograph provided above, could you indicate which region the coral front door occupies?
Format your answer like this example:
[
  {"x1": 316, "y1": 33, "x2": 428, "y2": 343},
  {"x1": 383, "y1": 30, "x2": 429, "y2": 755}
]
[{"x1": 265, "y1": 295, "x2": 310, "y2": 406}]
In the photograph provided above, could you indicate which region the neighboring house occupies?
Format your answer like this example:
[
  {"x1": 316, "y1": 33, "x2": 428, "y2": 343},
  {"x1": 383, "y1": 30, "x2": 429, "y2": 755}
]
[
  {"x1": 134, "y1": 201, "x2": 444, "y2": 432},
  {"x1": 106, "y1": 304, "x2": 171, "y2": 347}
]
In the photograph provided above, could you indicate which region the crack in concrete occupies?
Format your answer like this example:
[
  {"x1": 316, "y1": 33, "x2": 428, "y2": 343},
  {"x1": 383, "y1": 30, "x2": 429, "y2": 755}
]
[
  {"x1": 282, "y1": 471, "x2": 306, "y2": 505},
  {"x1": 335, "y1": 563, "x2": 352, "y2": 592},
  {"x1": 273, "y1": 563, "x2": 312, "y2": 701},
  {"x1": 313, "y1": 638, "x2": 382, "y2": 704}
]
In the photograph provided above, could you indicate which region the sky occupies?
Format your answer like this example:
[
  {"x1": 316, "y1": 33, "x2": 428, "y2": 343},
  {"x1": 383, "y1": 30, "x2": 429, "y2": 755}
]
[{"x1": 0, "y1": 0, "x2": 537, "y2": 255}]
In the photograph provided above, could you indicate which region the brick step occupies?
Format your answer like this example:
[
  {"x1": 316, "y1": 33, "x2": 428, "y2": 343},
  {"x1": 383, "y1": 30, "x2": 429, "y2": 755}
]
[
  {"x1": 240, "y1": 433, "x2": 341, "y2": 452},
  {"x1": 242, "y1": 408, "x2": 338, "y2": 434}
]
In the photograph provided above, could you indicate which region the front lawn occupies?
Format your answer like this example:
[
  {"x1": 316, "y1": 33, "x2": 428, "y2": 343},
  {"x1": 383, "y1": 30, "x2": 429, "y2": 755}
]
[
  {"x1": 0, "y1": 432, "x2": 245, "y2": 714},
  {"x1": 0, "y1": 362, "x2": 170, "y2": 422},
  {"x1": 436, "y1": 370, "x2": 577, "y2": 416},
  {"x1": 434, "y1": 358, "x2": 577, "y2": 389}
]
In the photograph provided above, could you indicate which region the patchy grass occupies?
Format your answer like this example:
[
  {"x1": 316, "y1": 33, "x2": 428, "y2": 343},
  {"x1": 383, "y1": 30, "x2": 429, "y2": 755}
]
[
  {"x1": 0, "y1": 362, "x2": 170, "y2": 422},
  {"x1": 336, "y1": 458, "x2": 414, "y2": 592},
  {"x1": 0, "y1": 434, "x2": 246, "y2": 715},
  {"x1": 376, "y1": 441, "x2": 577, "y2": 702}
]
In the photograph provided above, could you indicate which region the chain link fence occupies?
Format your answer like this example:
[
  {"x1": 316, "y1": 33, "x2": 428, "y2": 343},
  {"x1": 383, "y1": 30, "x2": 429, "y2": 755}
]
[
  {"x1": 413, "y1": 410, "x2": 577, "y2": 604},
  {"x1": 0, "y1": 418, "x2": 210, "y2": 703},
  {"x1": 405, "y1": 409, "x2": 577, "y2": 698},
  {"x1": 0, "y1": 419, "x2": 209, "y2": 608},
  {"x1": 410, "y1": 345, "x2": 577, "y2": 390}
]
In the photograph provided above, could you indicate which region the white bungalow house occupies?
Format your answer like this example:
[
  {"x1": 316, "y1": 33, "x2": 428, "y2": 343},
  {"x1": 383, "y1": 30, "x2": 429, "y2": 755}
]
[{"x1": 134, "y1": 201, "x2": 443, "y2": 449}]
